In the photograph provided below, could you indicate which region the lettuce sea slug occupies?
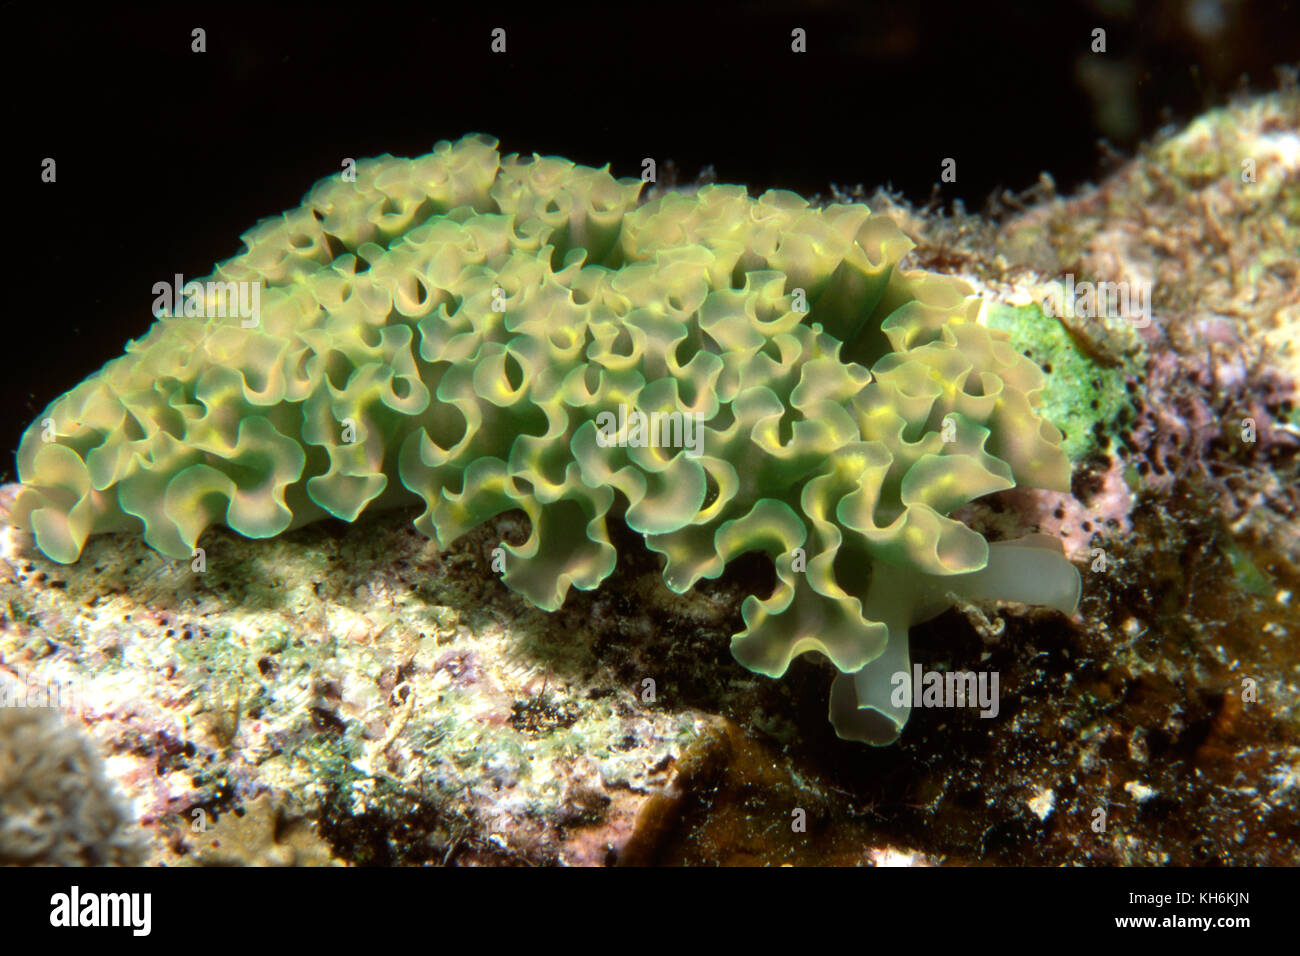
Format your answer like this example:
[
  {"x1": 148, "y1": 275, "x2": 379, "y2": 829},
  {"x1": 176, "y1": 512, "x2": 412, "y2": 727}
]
[{"x1": 12, "y1": 134, "x2": 1081, "y2": 744}]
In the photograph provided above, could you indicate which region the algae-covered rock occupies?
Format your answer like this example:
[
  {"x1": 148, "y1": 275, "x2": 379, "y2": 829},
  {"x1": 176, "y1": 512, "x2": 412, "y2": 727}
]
[{"x1": 0, "y1": 699, "x2": 146, "y2": 865}]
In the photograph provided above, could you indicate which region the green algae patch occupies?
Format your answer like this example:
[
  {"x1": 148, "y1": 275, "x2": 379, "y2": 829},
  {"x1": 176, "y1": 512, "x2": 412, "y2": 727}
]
[
  {"x1": 984, "y1": 301, "x2": 1132, "y2": 463},
  {"x1": 1218, "y1": 532, "x2": 1276, "y2": 598}
]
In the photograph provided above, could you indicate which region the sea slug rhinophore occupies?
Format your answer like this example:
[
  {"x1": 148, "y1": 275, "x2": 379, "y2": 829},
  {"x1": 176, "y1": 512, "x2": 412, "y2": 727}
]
[{"x1": 12, "y1": 134, "x2": 1081, "y2": 744}]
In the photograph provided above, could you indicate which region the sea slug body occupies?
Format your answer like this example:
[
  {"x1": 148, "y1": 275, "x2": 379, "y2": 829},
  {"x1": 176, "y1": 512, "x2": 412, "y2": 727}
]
[{"x1": 13, "y1": 134, "x2": 1081, "y2": 744}]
